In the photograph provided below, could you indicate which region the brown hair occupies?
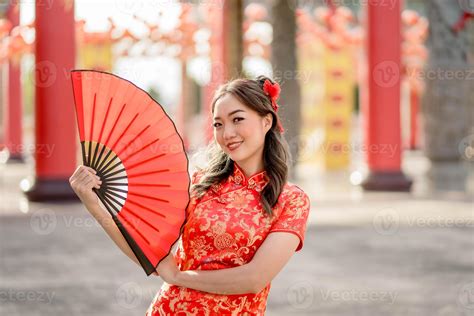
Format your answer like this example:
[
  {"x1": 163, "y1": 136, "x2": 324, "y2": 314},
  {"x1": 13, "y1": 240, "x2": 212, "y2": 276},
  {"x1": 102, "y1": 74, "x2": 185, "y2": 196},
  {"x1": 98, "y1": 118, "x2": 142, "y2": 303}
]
[{"x1": 191, "y1": 76, "x2": 291, "y2": 217}]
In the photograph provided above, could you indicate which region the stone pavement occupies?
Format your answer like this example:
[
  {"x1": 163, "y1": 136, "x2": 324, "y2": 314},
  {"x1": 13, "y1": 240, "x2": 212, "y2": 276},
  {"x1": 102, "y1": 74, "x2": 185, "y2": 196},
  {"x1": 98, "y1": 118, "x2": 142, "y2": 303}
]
[{"x1": 0, "y1": 150, "x2": 473, "y2": 316}]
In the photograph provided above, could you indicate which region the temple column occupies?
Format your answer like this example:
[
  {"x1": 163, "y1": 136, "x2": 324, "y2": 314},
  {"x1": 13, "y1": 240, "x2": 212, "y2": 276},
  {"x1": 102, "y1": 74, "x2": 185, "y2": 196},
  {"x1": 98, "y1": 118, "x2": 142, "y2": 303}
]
[
  {"x1": 361, "y1": 0, "x2": 412, "y2": 191},
  {"x1": 23, "y1": 0, "x2": 77, "y2": 201}
]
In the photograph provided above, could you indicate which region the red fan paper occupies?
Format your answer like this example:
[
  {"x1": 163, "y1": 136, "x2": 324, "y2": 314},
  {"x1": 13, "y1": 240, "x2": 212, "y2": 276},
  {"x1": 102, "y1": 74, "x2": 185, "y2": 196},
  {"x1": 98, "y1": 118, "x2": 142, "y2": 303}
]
[{"x1": 71, "y1": 70, "x2": 190, "y2": 276}]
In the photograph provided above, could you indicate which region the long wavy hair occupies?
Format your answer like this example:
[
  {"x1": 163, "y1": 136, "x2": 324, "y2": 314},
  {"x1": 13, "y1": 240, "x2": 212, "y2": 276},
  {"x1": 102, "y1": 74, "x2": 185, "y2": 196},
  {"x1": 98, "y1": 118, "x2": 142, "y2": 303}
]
[{"x1": 191, "y1": 76, "x2": 291, "y2": 217}]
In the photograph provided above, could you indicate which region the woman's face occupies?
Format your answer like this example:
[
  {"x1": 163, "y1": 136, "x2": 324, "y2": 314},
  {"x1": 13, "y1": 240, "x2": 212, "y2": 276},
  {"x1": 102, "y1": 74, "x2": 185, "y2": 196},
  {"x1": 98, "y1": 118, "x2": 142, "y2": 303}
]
[{"x1": 213, "y1": 94, "x2": 272, "y2": 165}]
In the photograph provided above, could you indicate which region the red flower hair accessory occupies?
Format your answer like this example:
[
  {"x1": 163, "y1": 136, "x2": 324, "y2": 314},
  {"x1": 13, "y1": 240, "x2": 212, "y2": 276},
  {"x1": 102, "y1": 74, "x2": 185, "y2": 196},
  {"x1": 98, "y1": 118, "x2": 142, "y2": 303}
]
[
  {"x1": 262, "y1": 79, "x2": 284, "y2": 133},
  {"x1": 263, "y1": 79, "x2": 280, "y2": 112}
]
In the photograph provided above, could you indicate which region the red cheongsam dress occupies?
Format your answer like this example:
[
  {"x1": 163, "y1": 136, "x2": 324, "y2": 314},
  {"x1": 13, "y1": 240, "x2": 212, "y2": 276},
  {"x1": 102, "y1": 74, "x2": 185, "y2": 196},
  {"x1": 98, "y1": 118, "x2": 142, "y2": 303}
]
[{"x1": 146, "y1": 162, "x2": 311, "y2": 316}]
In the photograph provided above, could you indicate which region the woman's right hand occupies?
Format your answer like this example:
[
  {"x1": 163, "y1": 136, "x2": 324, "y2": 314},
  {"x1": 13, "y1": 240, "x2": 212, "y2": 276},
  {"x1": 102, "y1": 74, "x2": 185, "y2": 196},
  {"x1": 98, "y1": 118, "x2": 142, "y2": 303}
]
[
  {"x1": 69, "y1": 165, "x2": 102, "y2": 207},
  {"x1": 69, "y1": 166, "x2": 141, "y2": 267}
]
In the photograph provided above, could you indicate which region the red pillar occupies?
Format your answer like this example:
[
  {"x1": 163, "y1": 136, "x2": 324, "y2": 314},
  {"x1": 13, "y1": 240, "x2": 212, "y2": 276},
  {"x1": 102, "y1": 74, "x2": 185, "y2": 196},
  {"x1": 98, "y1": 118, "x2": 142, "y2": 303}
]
[
  {"x1": 2, "y1": 4, "x2": 23, "y2": 162},
  {"x1": 23, "y1": 0, "x2": 77, "y2": 200},
  {"x1": 360, "y1": 0, "x2": 412, "y2": 191}
]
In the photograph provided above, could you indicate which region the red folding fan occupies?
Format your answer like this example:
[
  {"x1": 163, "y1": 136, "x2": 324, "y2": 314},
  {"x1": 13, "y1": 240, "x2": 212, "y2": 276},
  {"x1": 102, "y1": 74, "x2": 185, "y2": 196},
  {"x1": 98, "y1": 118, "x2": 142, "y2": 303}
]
[{"x1": 71, "y1": 70, "x2": 190, "y2": 276}]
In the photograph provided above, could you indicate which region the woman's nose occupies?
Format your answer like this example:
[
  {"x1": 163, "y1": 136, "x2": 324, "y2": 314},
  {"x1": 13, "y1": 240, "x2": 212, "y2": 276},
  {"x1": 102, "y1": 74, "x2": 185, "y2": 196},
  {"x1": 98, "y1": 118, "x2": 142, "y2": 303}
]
[{"x1": 223, "y1": 125, "x2": 237, "y2": 140}]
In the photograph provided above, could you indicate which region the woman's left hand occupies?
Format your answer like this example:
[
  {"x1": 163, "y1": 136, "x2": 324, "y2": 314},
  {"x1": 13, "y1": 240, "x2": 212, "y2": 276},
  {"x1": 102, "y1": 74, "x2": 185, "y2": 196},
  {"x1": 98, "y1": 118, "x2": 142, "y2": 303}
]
[{"x1": 155, "y1": 252, "x2": 180, "y2": 284}]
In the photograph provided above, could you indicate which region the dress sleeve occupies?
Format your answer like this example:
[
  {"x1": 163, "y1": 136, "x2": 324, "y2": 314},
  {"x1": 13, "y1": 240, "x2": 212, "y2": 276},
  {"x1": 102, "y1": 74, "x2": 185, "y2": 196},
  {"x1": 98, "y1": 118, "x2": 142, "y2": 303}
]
[{"x1": 268, "y1": 187, "x2": 311, "y2": 252}]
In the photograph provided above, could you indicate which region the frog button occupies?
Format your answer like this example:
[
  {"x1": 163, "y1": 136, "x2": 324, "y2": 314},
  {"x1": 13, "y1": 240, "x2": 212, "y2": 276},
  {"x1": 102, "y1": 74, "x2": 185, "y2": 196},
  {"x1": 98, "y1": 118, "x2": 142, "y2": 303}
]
[
  {"x1": 247, "y1": 178, "x2": 256, "y2": 189},
  {"x1": 234, "y1": 175, "x2": 243, "y2": 185}
]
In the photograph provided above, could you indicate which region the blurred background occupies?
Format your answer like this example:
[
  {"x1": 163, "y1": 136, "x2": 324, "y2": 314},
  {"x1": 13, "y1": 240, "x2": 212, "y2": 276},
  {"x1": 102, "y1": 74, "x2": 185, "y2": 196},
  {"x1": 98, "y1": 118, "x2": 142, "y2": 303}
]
[{"x1": 0, "y1": 0, "x2": 473, "y2": 315}]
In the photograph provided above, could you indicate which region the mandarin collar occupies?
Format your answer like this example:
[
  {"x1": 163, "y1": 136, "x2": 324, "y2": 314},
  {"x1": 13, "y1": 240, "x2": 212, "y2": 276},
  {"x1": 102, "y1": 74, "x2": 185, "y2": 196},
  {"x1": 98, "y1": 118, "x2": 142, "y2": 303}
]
[{"x1": 228, "y1": 162, "x2": 269, "y2": 192}]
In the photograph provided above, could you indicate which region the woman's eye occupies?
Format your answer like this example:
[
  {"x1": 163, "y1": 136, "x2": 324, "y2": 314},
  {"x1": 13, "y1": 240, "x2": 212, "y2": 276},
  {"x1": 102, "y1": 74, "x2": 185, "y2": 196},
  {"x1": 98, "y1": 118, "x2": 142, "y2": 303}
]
[{"x1": 213, "y1": 118, "x2": 242, "y2": 128}]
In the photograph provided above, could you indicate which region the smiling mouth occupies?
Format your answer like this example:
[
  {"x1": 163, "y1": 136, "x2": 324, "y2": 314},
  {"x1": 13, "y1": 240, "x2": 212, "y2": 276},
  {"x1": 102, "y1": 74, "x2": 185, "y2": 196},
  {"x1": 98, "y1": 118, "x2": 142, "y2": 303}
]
[{"x1": 227, "y1": 141, "x2": 243, "y2": 151}]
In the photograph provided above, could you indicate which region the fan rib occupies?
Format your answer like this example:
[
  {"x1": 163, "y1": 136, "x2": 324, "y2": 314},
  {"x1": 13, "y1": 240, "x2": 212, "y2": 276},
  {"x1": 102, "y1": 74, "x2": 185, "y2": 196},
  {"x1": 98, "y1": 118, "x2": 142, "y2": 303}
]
[
  {"x1": 123, "y1": 206, "x2": 161, "y2": 234},
  {"x1": 104, "y1": 191, "x2": 125, "y2": 210},
  {"x1": 87, "y1": 94, "x2": 97, "y2": 167},
  {"x1": 121, "y1": 137, "x2": 161, "y2": 164},
  {"x1": 109, "y1": 113, "x2": 139, "y2": 154},
  {"x1": 100, "y1": 124, "x2": 152, "y2": 179},
  {"x1": 103, "y1": 191, "x2": 123, "y2": 206},
  {"x1": 126, "y1": 183, "x2": 170, "y2": 188},
  {"x1": 97, "y1": 196, "x2": 115, "y2": 217},
  {"x1": 98, "y1": 113, "x2": 139, "y2": 175},
  {"x1": 103, "y1": 103, "x2": 126, "y2": 146},
  {"x1": 96, "y1": 103, "x2": 127, "y2": 172},
  {"x1": 102, "y1": 195, "x2": 119, "y2": 215},
  {"x1": 128, "y1": 191, "x2": 169, "y2": 203},
  {"x1": 91, "y1": 142, "x2": 100, "y2": 170},
  {"x1": 106, "y1": 182, "x2": 170, "y2": 188},
  {"x1": 91, "y1": 143, "x2": 103, "y2": 171},
  {"x1": 104, "y1": 182, "x2": 129, "y2": 186},
  {"x1": 95, "y1": 189, "x2": 119, "y2": 216},
  {"x1": 98, "y1": 156, "x2": 120, "y2": 177},
  {"x1": 128, "y1": 169, "x2": 169, "y2": 179},
  {"x1": 119, "y1": 210, "x2": 152, "y2": 245},
  {"x1": 125, "y1": 153, "x2": 166, "y2": 170},
  {"x1": 95, "y1": 148, "x2": 114, "y2": 176},
  {"x1": 91, "y1": 103, "x2": 102, "y2": 168},
  {"x1": 115, "y1": 212, "x2": 156, "y2": 275},
  {"x1": 127, "y1": 199, "x2": 166, "y2": 218},
  {"x1": 106, "y1": 189, "x2": 127, "y2": 201},
  {"x1": 101, "y1": 151, "x2": 167, "y2": 182},
  {"x1": 92, "y1": 97, "x2": 114, "y2": 169},
  {"x1": 102, "y1": 167, "x2": 126, "y2": 180},
  {"x1": 100, "y1": 159, "x2": 125, "y2": 178},
  {"x1": 106, "y1": 186, "x2": 128, "y2": 194},
  {"x1": 105, "y1": 175, "x2": 128, "y2": 182},
  {"x1": 115, "y1": 125, "x2": 151, "y2": 157},
  {"x1": 80, "y1": 142, "x2": 87, "y2": 167},
  {"x1": 97, "y1": 149, "x2": 121, "y2": 175}
]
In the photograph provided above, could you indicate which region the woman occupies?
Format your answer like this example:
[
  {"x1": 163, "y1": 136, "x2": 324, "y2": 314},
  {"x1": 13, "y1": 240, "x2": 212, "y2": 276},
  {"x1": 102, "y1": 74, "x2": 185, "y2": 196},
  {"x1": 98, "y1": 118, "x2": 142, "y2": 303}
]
[{"x1": 69, "y1": 76, "x2": 311, "y2": 315}]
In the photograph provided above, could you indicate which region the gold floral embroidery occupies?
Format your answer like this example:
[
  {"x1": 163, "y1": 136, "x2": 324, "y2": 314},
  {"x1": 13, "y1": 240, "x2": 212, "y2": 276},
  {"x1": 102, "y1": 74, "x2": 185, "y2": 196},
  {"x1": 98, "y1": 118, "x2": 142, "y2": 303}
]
[
  {"x1": 214, "y1": 232, "x2": 235, "y2": 250},
  {"x1": 148, "y1": 164, "x2": 311, "y2": 315},
  {"x1": 232, "y1": 174, "x2": 243, "y2": 185}
]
